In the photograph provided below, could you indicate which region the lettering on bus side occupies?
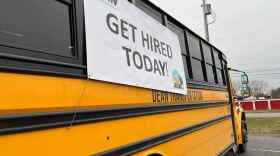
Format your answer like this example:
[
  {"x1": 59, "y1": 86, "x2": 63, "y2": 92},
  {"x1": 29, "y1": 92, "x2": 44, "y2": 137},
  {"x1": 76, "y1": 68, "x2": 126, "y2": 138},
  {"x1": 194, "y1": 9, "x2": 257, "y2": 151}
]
[{"x1": 152, "y1": 90, "x2": 203, "y2": 103}]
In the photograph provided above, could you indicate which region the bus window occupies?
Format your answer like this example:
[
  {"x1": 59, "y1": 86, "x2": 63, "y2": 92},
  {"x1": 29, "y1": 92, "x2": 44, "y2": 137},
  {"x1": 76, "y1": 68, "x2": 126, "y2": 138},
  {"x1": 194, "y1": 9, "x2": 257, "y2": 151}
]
[
  {"x1": 214, "y1": 51, "x2": 222, "y2": 69},
  {"x1": 187, "y1": 33, "x2": 205, "y2": 82},
  {"x1": 222, "y1": 60, "x2": 227, "y2": 86},
  {"x1": 202, "y1": 42, "x2": 215, "y2": 84},
  {"x1": 167, "y1": 21, "x2": 190, "y2": 79},
  {"x1": 216, "y1": 69, "x2": 224, "y2": 85},
  {"x1": 182, "y1": 55, "x2": 190, "y2": 79},
  {"x1": 188, "y1": 34, "x2": 202, "y2": 60},
  {"x1": 135, "y1": 0, "x2": 163, "y2": 24},
  {"x1": 0, "y1": 0, "x2": 73, "y2": 57},
  {"x1": 213, "y1": 50, "x2": 225, "y2": 85},
  {"x1": 167, "y1": 22, "x2": 187, "y2": 55},
  {"x1": 191, "y1": 58, "x2": 205, "y2": 82}
]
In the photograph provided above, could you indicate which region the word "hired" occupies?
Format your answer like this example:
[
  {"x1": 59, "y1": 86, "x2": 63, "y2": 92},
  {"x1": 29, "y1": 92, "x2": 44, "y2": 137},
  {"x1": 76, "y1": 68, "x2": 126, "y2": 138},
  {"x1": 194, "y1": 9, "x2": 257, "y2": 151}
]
[{"x1": 106, "y1": 13, "x2": 173, "y2": 59}]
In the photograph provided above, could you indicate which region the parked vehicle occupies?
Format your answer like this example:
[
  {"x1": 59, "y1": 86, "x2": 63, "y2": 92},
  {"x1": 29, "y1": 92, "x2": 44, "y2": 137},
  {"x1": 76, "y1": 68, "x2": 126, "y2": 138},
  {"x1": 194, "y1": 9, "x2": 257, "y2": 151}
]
[{"x1": 0, "y1": 0, "x2": 249, "y2": 155}]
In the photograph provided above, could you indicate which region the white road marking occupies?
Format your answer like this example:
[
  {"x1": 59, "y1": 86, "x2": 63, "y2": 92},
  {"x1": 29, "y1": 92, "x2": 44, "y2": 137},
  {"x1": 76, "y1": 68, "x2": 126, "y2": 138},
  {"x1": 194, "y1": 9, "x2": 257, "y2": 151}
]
[
  {"x1": 248, "y1": 148, "x2": 280, "y2": 153},
  {"x1": 246, "y1": 112, "x2": 280, "y2": 118}
]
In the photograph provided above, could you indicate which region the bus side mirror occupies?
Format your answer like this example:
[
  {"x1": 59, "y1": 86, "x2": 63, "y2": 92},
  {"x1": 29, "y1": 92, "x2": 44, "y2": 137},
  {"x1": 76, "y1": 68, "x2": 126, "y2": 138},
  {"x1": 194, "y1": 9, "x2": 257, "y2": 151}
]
[
  {"x1": 241, "y1": 74, "x2": 248, "y2": 84},
  {"x1": 241, "y1": 86, "x2": 251, "y2": 98},
  {"x1": 241, "y1": 74, "x2": 251, "y2": 98}
]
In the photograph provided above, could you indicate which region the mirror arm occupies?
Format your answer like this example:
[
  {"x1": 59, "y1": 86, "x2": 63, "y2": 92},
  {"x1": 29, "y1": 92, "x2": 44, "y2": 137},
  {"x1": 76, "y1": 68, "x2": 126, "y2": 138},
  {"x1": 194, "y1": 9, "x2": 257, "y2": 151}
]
[
  {"x1": 228, "y1": 68, "x2": 246, "y2": 74},
  {"x1": 228, "y1": 67, "x2": 251, "y2": 98}
]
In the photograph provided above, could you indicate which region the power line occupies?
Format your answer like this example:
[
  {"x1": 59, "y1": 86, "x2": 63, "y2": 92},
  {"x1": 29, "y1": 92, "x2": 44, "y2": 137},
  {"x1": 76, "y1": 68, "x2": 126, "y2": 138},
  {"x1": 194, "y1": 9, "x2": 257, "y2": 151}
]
[
  {"x1": 249, "y1": 74, "x2": 280, "y2": 76},
  {"x1": 232, "y1": 62, "x2": 280, "y2": 67},
  {"x1": 230, "y1": 69, "x2": 280, "y2": 76},
  {"x1": 231, "y1": 58, "x2": 280, "y2": 66},
  {"x1": 213, "y1": 27, "x2": 280, "y2": 41},
  {"x1": 234, "y1": 68, "x2": 280, "y2": 73},
  {"x1": 230, "y1": 67, "x2": 280, "y2": 73},
  {"x1": 230, "y1": 53, "x2": 280, "y2": 67},
  {"x1": 231, "y1": 72, "x2": 280, "y2": 76},
  {"x1": 239, "y1": 73, "x2": 280, "y2": 76},
  {"x1": 247, "y1": 69, "x2": 280, "y2": 74},
  {"x1": 230, "y1": 65, "x2": 280, "y2": 72},
  {"x1": 213, "y1": 33, "x2": 280, "y2": 44},
  {"x1": 231, "y1": 74, "x2": 280, "y2": 78}
]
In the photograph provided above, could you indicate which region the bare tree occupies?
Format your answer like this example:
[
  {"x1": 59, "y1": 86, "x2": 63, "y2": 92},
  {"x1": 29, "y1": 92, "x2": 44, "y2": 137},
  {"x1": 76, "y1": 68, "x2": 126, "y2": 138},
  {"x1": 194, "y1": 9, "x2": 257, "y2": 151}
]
[
  {"x1": 271, "y1": 87, "x2": 280, "y2": 98},
  {"x1": 249, "y1": 79, "x2": 269, "y2": 97},
  {"x1": 233, "y1": 81, "x2": 242, "y2": 96}
]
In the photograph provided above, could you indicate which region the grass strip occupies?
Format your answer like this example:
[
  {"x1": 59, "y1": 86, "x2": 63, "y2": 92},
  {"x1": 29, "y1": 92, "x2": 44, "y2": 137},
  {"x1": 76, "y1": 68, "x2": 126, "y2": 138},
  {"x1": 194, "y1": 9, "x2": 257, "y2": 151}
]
[{"x1": 247, "y1": 117, "x2": 280, "y2": 137}]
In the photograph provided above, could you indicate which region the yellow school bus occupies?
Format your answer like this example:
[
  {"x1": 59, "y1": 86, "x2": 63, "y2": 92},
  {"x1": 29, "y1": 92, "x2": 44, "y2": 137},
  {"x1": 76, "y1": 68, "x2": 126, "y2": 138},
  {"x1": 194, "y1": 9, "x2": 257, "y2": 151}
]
[{"x1": 0, "y1": 0, "x2": 248, "y2": 155}]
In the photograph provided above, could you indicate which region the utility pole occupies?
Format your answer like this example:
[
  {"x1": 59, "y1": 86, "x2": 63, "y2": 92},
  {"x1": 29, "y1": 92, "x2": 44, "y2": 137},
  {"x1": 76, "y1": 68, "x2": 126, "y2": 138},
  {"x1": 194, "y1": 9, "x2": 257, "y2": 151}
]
[{"x1": 202, "y1": 0, "x2": 210, "y2": 42}]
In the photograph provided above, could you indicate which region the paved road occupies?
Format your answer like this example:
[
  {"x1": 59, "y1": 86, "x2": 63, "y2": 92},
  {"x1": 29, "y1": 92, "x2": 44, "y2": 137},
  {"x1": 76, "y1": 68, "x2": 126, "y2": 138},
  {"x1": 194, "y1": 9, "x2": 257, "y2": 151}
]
[
  {"x1": 225, "y1": 135, "x2": 280, "y2": 156},
  {"x1": 246, "y1": 112, "x2": 280, "y2": 118}
]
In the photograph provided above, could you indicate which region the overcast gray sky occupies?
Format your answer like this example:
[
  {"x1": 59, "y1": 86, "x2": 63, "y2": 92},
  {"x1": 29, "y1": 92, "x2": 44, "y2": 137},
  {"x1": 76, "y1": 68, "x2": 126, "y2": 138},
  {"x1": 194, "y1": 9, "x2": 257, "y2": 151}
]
[{"x1": 150, "y1": 0, "x2": 280, "y2": 88}]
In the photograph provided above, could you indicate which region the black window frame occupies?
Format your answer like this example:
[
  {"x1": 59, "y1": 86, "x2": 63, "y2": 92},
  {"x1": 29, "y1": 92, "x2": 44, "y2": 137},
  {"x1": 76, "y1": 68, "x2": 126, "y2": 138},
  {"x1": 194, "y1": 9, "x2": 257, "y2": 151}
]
[
  {"x1": 166, "y1": 18, "x2": 192, "y2": 80},
  {"x1": 0, "y1": 0, "x2": 228, "y2": 90},
  {"x1": 133, "y1": 0, "x2": 228, "y2": 90},
  {"x1": 202, "y1": 42, "x2": 216, "y2": 84},
  {"x1": 187, "y1": 32, "x2": 207, "y2": 83},
  {"x1": 0, "y1": 0, "x2": 86, "y2": 77},
  {"x1": 222, "y1": 54, "x2": 228, "y2": 86},
  {"x1": 213, "y1": 48, "x2": 226, "y2": 86},
  {"x1": 135, "y1": 0, "x2": 163, "y2": 24}
]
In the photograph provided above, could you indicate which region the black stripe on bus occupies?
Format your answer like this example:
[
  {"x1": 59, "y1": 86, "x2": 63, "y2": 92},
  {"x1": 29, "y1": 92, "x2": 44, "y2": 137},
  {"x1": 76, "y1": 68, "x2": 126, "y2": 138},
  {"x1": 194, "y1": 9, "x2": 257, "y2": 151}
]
[
  {"x1": 217, "y1": 143, "x2": 234, "y2": 156},
  {"x1": 93, "y1": 115, "x2": 232, "y2": 156},
  {"x1": 0, "y1": 101, "x2": 229, "y2": 135},
  {"x1": 0, "y1": 52, "x2": 86, "y2": 69}
]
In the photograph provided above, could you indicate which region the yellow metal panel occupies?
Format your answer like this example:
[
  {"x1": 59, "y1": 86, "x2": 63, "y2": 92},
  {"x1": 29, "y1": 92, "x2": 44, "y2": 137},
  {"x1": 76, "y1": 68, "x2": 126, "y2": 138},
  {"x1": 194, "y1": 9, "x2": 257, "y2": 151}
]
[
  {"x1": 0, "y1": 72, "x2": 233, "y2": 155},
  {"x1": 234, "y1": 107, "x2": 244, "y2": 145},
  {"x1": 0, "y1": 72, "x2": 86, "y2": 114},
  {"x1": 0, "y1": 106, "x2": 230, "y2": 156},
  {"x1": 0, "y1": 73, "x2": 228, "y2": 115},
  {"x1": 134, "y1": 119, "x2": 233, "y2": 156},
  {"x1": 183, "y1": 139, "x2": 215, "y2": 156},
  {"x1": 214, "y1": 130, "x2": 234, "y2": 155}
]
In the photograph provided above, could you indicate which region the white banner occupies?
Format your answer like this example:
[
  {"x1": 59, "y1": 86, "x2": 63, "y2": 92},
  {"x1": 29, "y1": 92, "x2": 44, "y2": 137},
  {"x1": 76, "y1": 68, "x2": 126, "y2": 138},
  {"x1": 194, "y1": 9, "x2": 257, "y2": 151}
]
[{"x1": 84, "y1": 0, "x2": 187, "y2": 94}]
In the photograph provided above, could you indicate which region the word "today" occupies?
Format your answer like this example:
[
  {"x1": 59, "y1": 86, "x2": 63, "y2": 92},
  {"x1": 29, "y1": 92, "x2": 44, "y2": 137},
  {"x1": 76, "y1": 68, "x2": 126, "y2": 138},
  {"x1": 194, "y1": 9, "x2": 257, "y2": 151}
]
[{"x1": 122, "y1": 46, "x2": 168, "y2": 76}]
